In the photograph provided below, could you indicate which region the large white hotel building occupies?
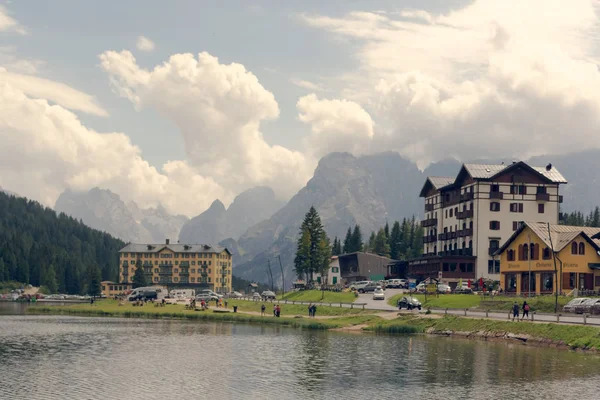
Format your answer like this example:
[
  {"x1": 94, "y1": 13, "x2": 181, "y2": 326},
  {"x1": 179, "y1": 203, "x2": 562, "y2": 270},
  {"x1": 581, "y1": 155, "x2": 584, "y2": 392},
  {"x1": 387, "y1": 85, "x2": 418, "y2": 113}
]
[{"x1": 409, "y1": 161, "x2": 567, "y2": 285}]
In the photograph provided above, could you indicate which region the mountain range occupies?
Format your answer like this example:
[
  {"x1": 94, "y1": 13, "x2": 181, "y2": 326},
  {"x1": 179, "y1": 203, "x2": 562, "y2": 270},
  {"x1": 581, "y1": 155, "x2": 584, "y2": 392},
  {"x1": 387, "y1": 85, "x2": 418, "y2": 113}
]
[{"x1": 49, "y1": 149, "x2": 600, "y2": 286}]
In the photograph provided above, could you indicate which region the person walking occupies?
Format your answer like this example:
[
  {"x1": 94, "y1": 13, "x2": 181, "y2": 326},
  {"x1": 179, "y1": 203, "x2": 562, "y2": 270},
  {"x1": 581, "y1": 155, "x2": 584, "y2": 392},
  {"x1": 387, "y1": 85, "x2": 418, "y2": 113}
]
[
  {"x1": 512, "y1": 302, "x2": 520, "y2": 321},
  {"x1": 261, "y1": 303, "x2": 266, "y2": 316},
  {"x1": 273, "y1": 304, "x2": 277, "y2": 317},
  {"x1": 308, "y1": 303, "x2": 313, "y2": 317},
  {"x1": 312, "y1": 304, "x2": 317, "y2": 318},
  {"x1": 521, "y1": 301, "x2": 530, "y2": 321},
  {"x1": 275, "y1": 304, "x2": 281, "y2": 317}
]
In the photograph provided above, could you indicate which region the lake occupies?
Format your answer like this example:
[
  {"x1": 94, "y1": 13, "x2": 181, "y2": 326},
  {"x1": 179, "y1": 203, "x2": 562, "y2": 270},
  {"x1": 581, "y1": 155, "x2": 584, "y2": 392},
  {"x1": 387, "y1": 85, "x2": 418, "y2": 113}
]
[{"x1": 1, "y1": 307, "x2": 599, "y2": 399}]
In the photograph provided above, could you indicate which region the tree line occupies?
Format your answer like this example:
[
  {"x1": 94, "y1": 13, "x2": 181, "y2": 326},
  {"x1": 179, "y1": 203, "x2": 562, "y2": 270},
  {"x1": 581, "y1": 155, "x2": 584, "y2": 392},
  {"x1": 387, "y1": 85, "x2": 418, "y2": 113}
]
[
  {"x1": 560, "y1": 206, "x2": 600, "y2": 227},
  {"x1": 332, "y1": 218, "x2": 423, "y2": 259},
  {"x1": 0, "y1": 192, "x2": 124, "y2": 295}
]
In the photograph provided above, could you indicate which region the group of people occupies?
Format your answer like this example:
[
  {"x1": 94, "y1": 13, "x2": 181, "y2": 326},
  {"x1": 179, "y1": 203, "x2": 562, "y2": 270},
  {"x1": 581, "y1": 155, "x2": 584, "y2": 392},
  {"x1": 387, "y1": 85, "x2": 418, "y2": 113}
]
[
  {"x1": 512, "y1": 301, "x2": 531, "y2": 321},
  {"x1": 307, "y1": 303, "x2": 318, "y2": 317}
]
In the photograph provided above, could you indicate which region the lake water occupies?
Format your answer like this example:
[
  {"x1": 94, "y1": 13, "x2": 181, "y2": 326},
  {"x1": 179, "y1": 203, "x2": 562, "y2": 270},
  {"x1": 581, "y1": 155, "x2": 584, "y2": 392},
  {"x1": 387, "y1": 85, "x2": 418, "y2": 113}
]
[{"x1": 1, "y1": 306, "x2": 599, "y2": 399}]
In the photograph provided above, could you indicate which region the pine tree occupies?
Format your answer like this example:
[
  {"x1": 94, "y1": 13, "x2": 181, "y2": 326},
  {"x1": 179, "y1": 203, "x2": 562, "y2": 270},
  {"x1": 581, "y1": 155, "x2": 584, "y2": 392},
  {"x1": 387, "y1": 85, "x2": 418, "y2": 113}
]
[
  {"x1": 318, "y1": 236, "x2": 332, "y2": 299},
  {"x1": 351, "y1": 225, "x2": 363, "y2": 253},
  {"x1": 331, "y1": 237, "x2": 342, "y2": 256},
  {"x1": 132, "y1": 259, "x2": 147, "y2": 288},
  {"x1": 592, "y1": 206, "x2": 600, "y2": 227},
  {"x1": 88, "y1": 264, "x2": 101, "y2": 296},
  {"x1": 373, "y1": 228, "x2": 391, "y2": 257},
  {"x1": 389, "y1": 221, "x2": 401, "y2": 259},
  {"x1": 42, "y1": 264, "x2": 58, "y2": 294},
  {"x1": 293, "y1": 207, "x2": 331, "y2": 283},
  {"x1": 342, "y1": 227, "x2": 352, "y2": 254},
  {"x1": 384, "y1": 222, "x2": 390, "y2": 239}
]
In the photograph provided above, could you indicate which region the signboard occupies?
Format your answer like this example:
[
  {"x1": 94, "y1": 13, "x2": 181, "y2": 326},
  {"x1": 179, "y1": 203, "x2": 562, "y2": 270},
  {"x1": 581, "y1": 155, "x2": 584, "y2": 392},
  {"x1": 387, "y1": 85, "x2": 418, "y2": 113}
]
[{"x1": 409, "y1": 282, "x2": 416, "y2": 289}]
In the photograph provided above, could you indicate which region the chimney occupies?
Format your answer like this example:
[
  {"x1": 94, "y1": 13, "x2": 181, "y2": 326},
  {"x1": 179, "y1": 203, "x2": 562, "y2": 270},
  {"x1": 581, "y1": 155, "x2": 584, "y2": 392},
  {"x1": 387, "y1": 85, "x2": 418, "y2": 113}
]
[{"x1": 166, "y1": 239, "x2": 170, "y2": 245}]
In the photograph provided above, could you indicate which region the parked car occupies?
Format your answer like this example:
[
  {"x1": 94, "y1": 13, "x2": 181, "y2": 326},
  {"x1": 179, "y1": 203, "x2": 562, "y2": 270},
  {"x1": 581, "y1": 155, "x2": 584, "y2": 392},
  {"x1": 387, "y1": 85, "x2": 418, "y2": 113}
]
[
  {"x1": 574, "y1": 298, "x2": 600, "y2": 314},
  {"x1": 198, "y1": 289, "x2": 222, "y2": 299},
  {"x1": 359, "y1": 282, "x2": 380, "y2": 293},
  {"x1": 563, "y1": 298, "x2": 589, "y2": 313},
  {"x1": 226, "y1": 291, "x2": 243, "y2": 299},
  {"x1": 397, "y1": 296, "x2": 422, "y2": 310},
  {"x1": 414, "y1": 282, "x2": 426, "y2": 293},
  {"x1": 261, "y1": 291, "x2": 276, "y2": 300},
  {"x1": 437, "y1": 284, "x2": 452, "y2": 294},
  {"x1": 454, "y1": 285, "x2": 473, "y2": 294},
  {"x1": 252, "y1": 292, "x2": 261, "y2": 300},
  {"x1": 350, "y1": 281, "x2": 371, "y2": 291},
  {"x1": 373, "y1": 287, "x2": 385, "y2": 300},
  {"x1": 196, "y1": 293, "x2": 218, "y2": 302}
]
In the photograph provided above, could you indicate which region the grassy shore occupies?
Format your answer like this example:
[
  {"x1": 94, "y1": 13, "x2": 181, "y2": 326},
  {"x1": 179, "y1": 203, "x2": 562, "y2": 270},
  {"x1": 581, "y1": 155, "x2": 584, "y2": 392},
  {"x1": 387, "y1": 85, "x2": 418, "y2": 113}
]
[
  {"x1": 368, "y1": 314, "x2": 600, "y2": 350},
  {"x1": 387, "y1": 293, "x2": 573, "y2": 313},
  {"x1": 28, "y1": 299, "x2": 375, "y2": 329},
  {"x1": 279, "y1": 290, "x2": 356, "y2": 304}
]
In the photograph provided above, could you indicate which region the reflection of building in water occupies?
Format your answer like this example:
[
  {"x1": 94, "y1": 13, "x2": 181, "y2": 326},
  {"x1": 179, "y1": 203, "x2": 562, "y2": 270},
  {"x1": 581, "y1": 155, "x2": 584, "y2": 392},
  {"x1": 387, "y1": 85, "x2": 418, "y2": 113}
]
[{"x1": 496, "y1": 222, "x2": 600, "y2": 294}]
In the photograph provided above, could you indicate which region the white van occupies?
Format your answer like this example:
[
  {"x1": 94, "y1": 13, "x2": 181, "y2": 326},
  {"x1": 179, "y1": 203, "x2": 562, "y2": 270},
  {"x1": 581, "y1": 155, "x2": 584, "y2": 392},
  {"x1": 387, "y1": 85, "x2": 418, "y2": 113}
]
[
  {"x1": 128, "y1": 286, "x2": 168, "y2": 301},
  {"x1": 169, "y1": 289, "x2": 196, "y2": 299}
]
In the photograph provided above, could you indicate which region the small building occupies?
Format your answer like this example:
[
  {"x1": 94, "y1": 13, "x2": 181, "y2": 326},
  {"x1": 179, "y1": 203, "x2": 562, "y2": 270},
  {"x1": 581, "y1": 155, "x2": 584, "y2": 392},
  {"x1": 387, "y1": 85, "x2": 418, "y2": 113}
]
[
  {"x1": 101, "y1": 281, "x2": 132, "y2": 298},
  {"x1": 338, "y1": 252, "x2": 395, "y2": 284},
  {"x1": 386, "y1": 260, "x2": 408, "y2": 279},
  {"x1": 315, "y1": 256, "x2": 342, "y2": 286},
  {"x1": 496, "y1": 222, "x2": 600, "y2": 295},
  {"x1": 247, "y1": 282, "x2": 259, "y2": 294}
]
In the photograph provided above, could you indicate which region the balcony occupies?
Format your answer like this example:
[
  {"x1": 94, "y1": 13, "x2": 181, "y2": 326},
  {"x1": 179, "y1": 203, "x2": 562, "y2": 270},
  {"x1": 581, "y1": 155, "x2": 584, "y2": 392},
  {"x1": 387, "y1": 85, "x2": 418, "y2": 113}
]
[
  {"x1": 423, "y1": 235, "x2": 437, "y2": 244},
  {"x1": 460, "y1": 192, "x2": 474, "y2": 202},
  {"x1": 421, "y1": 218, "x2": 438, "y2": 228},
  {"x1": 489, "y1": 191, "x2": 504, "y2": 199},
  {"x1": 438, "y1": 233, "x2": 447, "y2": 241},
  {"x1": 536, "y1": 193, "x2": 550, "y2": 202},
  {"x1": 456, "y1": 210, "x2": 473, "y2": 220},
  {"x1": 425, "y1": 203, "x2": 434, "y2": 212}
]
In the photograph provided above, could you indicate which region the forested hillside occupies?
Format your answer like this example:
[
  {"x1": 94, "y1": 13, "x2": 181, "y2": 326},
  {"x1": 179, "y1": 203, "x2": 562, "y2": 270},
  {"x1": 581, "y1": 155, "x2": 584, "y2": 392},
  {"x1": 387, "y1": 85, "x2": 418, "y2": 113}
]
[{"x1": 0, "y1": 192, "x2": 124, "y2": 294}]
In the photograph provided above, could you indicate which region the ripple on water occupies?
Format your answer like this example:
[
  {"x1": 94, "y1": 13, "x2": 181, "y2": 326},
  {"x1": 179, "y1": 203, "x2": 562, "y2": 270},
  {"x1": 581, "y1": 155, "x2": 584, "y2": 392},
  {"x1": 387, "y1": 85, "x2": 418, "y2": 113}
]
[{"x1": 0, "y1": 316, "x2": 599, "y2": 399}]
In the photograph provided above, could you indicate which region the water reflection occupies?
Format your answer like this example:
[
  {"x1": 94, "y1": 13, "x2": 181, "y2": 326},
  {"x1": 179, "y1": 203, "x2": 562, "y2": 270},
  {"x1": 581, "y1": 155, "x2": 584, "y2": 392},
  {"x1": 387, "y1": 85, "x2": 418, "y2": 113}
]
[{"x1": 0, "y1": 315, "x2": 598, "y2": 399}]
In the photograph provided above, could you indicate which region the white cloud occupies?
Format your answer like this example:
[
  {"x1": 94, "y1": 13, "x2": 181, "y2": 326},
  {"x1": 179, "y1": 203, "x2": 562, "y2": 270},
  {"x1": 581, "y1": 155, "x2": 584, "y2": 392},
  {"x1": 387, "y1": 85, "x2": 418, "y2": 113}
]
[
  {"x1": 297, "y1": 93, "x2": 374, "y2": 158},
  {"x1": 0, "y1": 68, "x2": 108, "y2": 116},
  {"x1": 301, "y1": 0, "x2": 600, "y2": 166},
  {"x1": 99, "y1": 50, "x2": 312, "y2": 200},
  {"x1": 290, "y1": 78, "x2": 324, "y2": 92},
  {"x1": 136, "y1": 35, "x2": 155, "y2": 52},
  {"x1": 0, "y1": 79, "x2": 232, "y2": 216},
  {"x1": 0, "y1": 5, "x2": 26, "y2": 34}
]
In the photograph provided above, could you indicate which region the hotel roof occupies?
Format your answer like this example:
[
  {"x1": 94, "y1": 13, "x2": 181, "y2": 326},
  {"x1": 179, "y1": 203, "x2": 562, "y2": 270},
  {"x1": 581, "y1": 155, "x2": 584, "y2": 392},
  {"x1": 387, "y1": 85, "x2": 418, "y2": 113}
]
[{"x1": 119, "y1": 243, "x2": 231, "y2": 255}]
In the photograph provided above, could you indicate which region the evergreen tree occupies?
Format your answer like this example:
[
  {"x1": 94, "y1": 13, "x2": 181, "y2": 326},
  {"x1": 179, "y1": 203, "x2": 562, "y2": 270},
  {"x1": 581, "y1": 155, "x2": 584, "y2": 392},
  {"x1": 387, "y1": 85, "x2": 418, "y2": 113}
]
[
  {"x1": 293, "y1": 206, "x2": 330, "y2": 282},
  {"x1": 318, "y1": 237, "x2": 332, "y2": 299},
  {"x1": 592, "y1": 207, "x2": 600, "y2": 227},
  {"x1": 331, "y1": 237, "x2": 342, "y2": 256},
  {"x1": 372, "y1": 228, "x2": 391, "y2": 257},
  {"x1": 342, "y1": 227, "x2": 352, "y2": 254},
  {"x1": 384, "y1": 221, "x2": 390, "y2": 239},
  {"x1": 87, "y1": 264, "x2": 102, "y2": 297},
  {"x1": 351, "y1": 225, "x2": 363, "y2": 252},
  {"x1": 294, "y1": 227, "x2": 311, "y2": 280},
  {"x1": 367, "y1": 231, "x2": 376, "y2": 252},
  {"x1": 132, "y1": 259, "x2": 147, "y2": 288},
  {"x1": 389, "y1": 221, "x2": 401, "y2": 259},
  {"x1": 41, "y1": 264, "x2": 58, "y2": 294}
]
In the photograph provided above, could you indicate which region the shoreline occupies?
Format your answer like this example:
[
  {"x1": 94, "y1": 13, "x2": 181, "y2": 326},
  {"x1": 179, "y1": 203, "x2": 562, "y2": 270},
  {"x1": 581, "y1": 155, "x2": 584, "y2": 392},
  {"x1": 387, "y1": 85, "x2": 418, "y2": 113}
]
[{"x1": 25, "y1": 302, "x2": 600, "y2": 353}]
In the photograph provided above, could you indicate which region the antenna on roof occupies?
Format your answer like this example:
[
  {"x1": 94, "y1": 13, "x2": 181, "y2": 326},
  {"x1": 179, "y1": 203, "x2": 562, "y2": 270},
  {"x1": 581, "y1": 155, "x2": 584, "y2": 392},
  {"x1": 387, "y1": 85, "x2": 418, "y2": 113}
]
[{"x1": 546, "y1": 163, "x2": 552, "y2": 171}]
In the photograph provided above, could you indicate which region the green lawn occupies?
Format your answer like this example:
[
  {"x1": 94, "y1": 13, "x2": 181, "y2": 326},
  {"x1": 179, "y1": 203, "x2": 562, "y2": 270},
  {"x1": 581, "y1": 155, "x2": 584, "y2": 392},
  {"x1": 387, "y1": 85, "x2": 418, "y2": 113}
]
[
  {"x1": 227, "y1": 298, "x2": 365, "y2": 316},
  {"x1": 29, "y1": 299, "x2": 378, "y2": 329},
  {"x1": 367, "y1": 314, "x2": 600, "y2": 350},
  {"x1": 280, "y1": 290, "x2": 357, "y2": 304},
  {"x1": 387, "y1": 293, "x2": 574, "y2": 313}
]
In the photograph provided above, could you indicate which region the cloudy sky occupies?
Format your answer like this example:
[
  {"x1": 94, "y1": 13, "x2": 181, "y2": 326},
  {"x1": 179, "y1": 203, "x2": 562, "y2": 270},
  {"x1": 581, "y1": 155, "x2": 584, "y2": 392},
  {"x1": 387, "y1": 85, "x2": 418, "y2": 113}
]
[{"x1": 1, "y1": 0, "x2": 599, "y2": 217}]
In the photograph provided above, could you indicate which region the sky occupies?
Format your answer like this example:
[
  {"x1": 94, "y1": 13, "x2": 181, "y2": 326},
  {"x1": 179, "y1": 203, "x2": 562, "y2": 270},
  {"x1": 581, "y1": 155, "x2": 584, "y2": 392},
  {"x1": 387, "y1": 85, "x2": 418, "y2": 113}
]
[{"x1": 1, "y1": 0, "x2": 600, "y2": 217}]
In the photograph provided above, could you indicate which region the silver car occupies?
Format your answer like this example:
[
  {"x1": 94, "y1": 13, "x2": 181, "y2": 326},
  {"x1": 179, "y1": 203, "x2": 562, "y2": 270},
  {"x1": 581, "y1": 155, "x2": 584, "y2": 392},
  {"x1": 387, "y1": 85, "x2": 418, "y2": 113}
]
[{"x1": 563, "y1": 298, "x2": 588, "y2": 313}]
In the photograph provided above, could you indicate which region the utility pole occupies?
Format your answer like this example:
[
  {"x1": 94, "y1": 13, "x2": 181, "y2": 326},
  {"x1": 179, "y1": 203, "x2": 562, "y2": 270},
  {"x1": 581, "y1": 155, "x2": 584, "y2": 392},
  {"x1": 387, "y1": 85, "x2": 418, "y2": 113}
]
[
  {"x1": 267, "y1": 259, "x2": 274, "y2": 292},
  {"x1": 278, "y1": 255, "x2": 285, "y2": 295},
  {"x1": 527, "y1": 233, "x2": 532, "y2": 298}
]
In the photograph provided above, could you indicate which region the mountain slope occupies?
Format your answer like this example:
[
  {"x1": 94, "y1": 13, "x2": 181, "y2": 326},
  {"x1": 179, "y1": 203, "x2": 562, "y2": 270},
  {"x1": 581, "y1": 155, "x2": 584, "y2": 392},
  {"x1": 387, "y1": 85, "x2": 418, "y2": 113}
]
[
  {"x1": 55, "y1": 188, "x2": 188, "y2": 243},
  {"x1": 178, "y1": 186, "x2": 284, "y2": 244},
  {"x1": 0, "y1": 191, "x2": 124, "y2": 293}
]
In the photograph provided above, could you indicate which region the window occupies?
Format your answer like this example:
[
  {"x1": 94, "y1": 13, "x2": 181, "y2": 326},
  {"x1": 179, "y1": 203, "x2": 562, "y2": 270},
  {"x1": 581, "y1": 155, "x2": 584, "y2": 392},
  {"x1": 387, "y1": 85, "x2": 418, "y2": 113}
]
[
  {"x1": 174, "y1": 268, "x2": 178, "y2": 273},
  {"x1": 449, "y1": 208, "x2": 453, "y2": 218},
  {"x1": 538, "y1": 204, "x2": 544, "y2": 214},
  {"x1": 542, "y1": 247, "x2": 551, "y2": 260},
  {"x1": 445, "y1": 209, "x2": 448, "y2": 218},
  {"x1": 175, "y1": 254, "x2": 179, "y2": 258},
  {"x1": 512, "y1": 221, "x2": 519, "y2": 231},
  {"x1": 537, "y1": 186, "x2": 547, "y2": 194},
  {"x1": 154, "y1": 268, "x2": 159, "y2": 273},
  {"x1": 571, "y1": 242, "x2": 578, "y2": 255},
  {"x1": 489, "y1": 221, "x2": 500, "y2": 230},
  {"x1": 530, "y1": 243, "x2": 539, "y2": 260},
  {"x1": 507, "y1": 249, "x2": 515, "y2": 261},
  {"x1": 490, "y1": 202, "x2": 500, "y2": 212},
  {"x1": 155, "y1": 261, "x2": 158, "y2": 265},
  {"x1": 191, "y1": 269, "x2": 195, "y2": 273},
  {"x1": 174, "y1": 277, "x2": 178, "y2": 282},
  {"x1": 175, "y1": 261, "x2": 178, "y2": 265},
  {"x1": 191, "y1": 277, "x2": 195, "y2": 283},
  {"x1": 487, "y1": 260, "x2": 500, "y2": 274},
  {"x1": 510, "y1": 203, "x2": 524, "y2": 213},
  {"x1": 130, "y1": 260, "x2": 135, "y2": 265},
  {"x1": 154, "y1": 277, "x2": 159, "y2": 282},
  {"x1": 522, "y1": 244, "x2": 529, "y2": 260},
  {"x1": 541, "y1": 272, "x2": 553, "y2": 292},
  {"x1": 510, "y1": 184, "x2": 527, "y2": 195},
  {"x1": 490, "y1": 184, "x2": 499, "y2": 192},
  {"x1": 191, "y1": 261, "x2": 195, "y2": 265},
  {"x1": 579, "y1": 242, "x2": 585, "y2": 255},
  {"x1": 208, "y1": 278, "x2": 211, "y2": 283}
]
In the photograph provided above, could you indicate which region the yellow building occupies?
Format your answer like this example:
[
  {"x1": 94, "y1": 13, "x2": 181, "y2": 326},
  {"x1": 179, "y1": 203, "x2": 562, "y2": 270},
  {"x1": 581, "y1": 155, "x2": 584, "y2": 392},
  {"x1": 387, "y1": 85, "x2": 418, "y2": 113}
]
[
  {"x1": 101, "y1": 281, "x2": 132, "y2": 298},
  {"x1": 118, "y1": 239, "x2": 233, "y2": 293},
  {"x1": 496, "y1": 222, "x2": 600, "y2": 295}
]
